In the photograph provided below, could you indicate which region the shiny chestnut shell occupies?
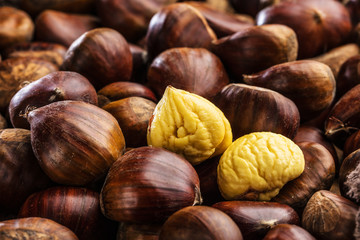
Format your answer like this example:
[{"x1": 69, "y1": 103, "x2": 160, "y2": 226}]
[
  {"x1": 27, "y1": 100, "x2": 126, "y2": 186},
  {"x1": 18, "y1": 186, "x2": 117, "y2": 240},
  {"x1": 9, "y1": 71, "x2": 98, "y2": 129},
  {"x1": 100, "y1": 146, "x2": 202, "y2": 223},
  {"x1": 212, "y1": 201, "x2": 299, "y2": 239},
  {"x1": 159, "y1": 205, "x2": 243, "y2": 240},
  {"x1": 61, "y1": 27, "x2": 133, "y2": 90},
  {"x1": 147, "y1": 47, "x2": 229, "y2": 100},
  {"x1": 263, "y1": 224, "x2": 316, "y2": 240}
]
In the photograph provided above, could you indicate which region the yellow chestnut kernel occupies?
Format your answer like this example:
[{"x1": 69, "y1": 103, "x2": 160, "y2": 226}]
[
  {"x1": 147, "y1": 86, "x2": 232, "y2": 165},
  {"x1": 217, "y1": 132, "x2": 305, "y2": 201}
]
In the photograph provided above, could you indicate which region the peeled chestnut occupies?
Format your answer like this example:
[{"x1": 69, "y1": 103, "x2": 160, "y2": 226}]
[
  {"x1": 302, "y1": 190, "x2": 359, "y2": 240},
  {"x1": 18, "y1": 186, "x2": 117, "y2": 240},
  {"x1": 0, "y1": 128, "x2": 53, "y2": 215},
  {"x1": 102, "y1": 96, "x2": 156, "y2": 148},
  {"x1": 325, "y1": 83, "x2": 360, "y2": 148},
  {"x1": 243, "y1": 60, "x2": 336, "y2": 121},
  {"x1": 0, "y1": 217, "x2": 78, "y2": 239},
  {"x1": 339, "y1": 149, "x2": 360, "y2": 204},
  {"x1": 146, "y1": 3, "x2": 217, "y2": 60},
  {"x1": 263, "y1": 224, "x2": 316, "y2": 240},
  {"x1": 0, "y1": 6, "x2": 34, "y2": 50},
  {"x1": 336, "y1": 54, "x2": 360, "y2": 100},
  {"x1": 256, "y1": 0, "x2": 352, "y2": 59},
  {"x1": 98, "y1": 81, "x2": 157, "y2": 102},
  {"x1": 212, "y1": 201, "x2": 299, "y2": 239},
  {"x1": 159, "y1": 205, "x2": 243, "y2": 240},
  {"x1": 271, "y1": 142, "x2": 336, "y2": 215},
  {"x1": 97, "y1": 0, "x2": 176, "y2": 42},
  {"x1": 27, "y1": 100, "x2": 126, "y2": 186},
  {"x1": 100, "y1": 146, "x2": 202, "y2": 223},
  {"x1": 0, "y1": 57, "x2": 58, "y2": 114},
  {"x1": 147, "y1": 47, "x2": 229, "y2": 100},
  {"x1": 60, "y1": 28, "x2": 133, "y2": 90},
  {"x1": 35, "y1": 10, "x2": 100, "y2": 47},
  {"x1": 213, "y1": 83, "x2": 300, "y2": 140},
  {"x1": 211, "y1": 24, "x2": 298, "y2": 79},
  {"x1": 9, "y1": 71, "x2": 98, "y2": 129}
]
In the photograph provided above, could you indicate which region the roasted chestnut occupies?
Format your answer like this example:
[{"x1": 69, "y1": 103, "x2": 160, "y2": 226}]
[
  {"x1": 9, "y1": 71, "x2": 98, "y2": 129},
  {"x1": 18, "y1": 186, "x2": 117, "y2": 240},
  {"x1": 147, "y1": 47, "x2": 229, "y2": 100},
  {"x1": 35, "y1": 10, "x2": 100, "y2": 47},
  {"x1": 100, "y1": 146, "x2": 202, "y2": 223},
  {"x1": 302, "y1": 190, "x2": 359, "y2": 240},
  {"x1": 263, "y1": 224, "x2": 316, "y2": 240},
  {"x1": 60, "y1": 28, "x2": 133, "y2": 90},
  {"x1": 159, "y1": 205, "x2": 243, "y2": 240},
  {"x1": 243, "y1": 60, "x2": 336, "y2": 121},
  {"x1": 212, "y1": 201, "x2": 299, "y2": 239},
  {"x1": 213, "y1": 83, "x2": 300, "y2": 140},
  {"x1": 338, "y1": 149, "x2": 360, "y2": 204},
  {"x1": 0, "y1": 217, "x2": 78, "y2": 239},
  {"x1": 27, "y1": 100, "x2": 126, "y2": 186}
]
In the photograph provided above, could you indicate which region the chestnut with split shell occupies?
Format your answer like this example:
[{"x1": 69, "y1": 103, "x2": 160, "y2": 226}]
[{"x1": 339, "y1": 149, "x2": 360, "y2": 204}]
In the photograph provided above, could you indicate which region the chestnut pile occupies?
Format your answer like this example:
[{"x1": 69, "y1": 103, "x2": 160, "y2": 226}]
[{"x1": 0, "y1": 0, "x2": 360, "y2": 239}]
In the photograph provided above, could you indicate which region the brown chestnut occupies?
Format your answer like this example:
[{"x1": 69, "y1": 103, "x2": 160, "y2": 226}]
[
  {"x1": 344, "y1": 129, "x2": 360, "y2": 158},
  {"x1": 0, "y1": 113, "x2": 6, "y2": 129},
  {"x1": 336, "y1": 54, "x2": 360, "y2": 100},
  {"x1": 272, "y1": 142, "x2": 336, "y2": 215},
  {"x1": 243, "y1": 60, "x2": 336, "y2": 121},
  {"x1": 0, "y1": 6, "x2": 34, "y2": 50},
  {"x1": 27, "y1": 100, "x2": 126, "y2": 186},
  {"x1": 229, "y1": 0, "x2": 279, "y2": 18},
  {"x1": 302, "y1": 190, "x2": 359, "y2": 240},
  {"x1": 9, "y1": 71, "x2": 98, "y2": 129},
  {"x1": 0, "y1": 217, "x2": 78, "y2": 239},
  {"x1": 35, "y1": 10, "x2": 100, "y2": 47},
  {"x1": 339, "y1": 149, "x2": 360, "y2": 204},
  {"x1": 102, "y1": 96, "x2": 156, "y2": 148},
  {"x1": 147, "y1": 47, "x2": 229, "y2": 100},
  {"x1": 129, "y1": 43, "x2": 148, "y2": 83},
  {"x1": 117, "y1": 222, "x2": 162, "y2": 240},
  {"x1": 0, "y1": 57, "x2": 58, "y2": 114},
  {"x1": 100, "y1": 146, "x2": 202, "y2": 223},
  {"x1": 145, "y1": 3, "x2": 217, "y2": 60},
  {"x1": 212, "y1": 201, "x2": 299, "y2": 240},
  {"x1": 211, "y1": 24, "x2": 298, "y2": 80},
  {"x1": 256, "y1": 0, "x2": 353, "y2": 59},
  {"x1": 159, "y1": 205, "x2": 243, "y2": 240},
  {"x1": 0, "y1": 128, "x2": 53, "y2": 215},
  {"x1": 213, "y1": 83, "x2": 300, "y2": 140},
  {"x1": 18, "y1": 186, "x2": 117, "y2": 240},
  {"x1": 263, "y1": 224, "x2": 316, "y2": 240},
  {"x1": 61, "y1": 28, "x2": 133, "y2": 90}
]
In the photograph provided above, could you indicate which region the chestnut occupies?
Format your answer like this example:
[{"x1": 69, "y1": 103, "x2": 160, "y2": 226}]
[
  {"x1": 159, "y1": 205, "x2": 243, "y2": 240},
  {"x1": 211, "y1": 24, "x2": 298, "y2": 80},
  {"x1": 229, "y1": 0, "x2": 278, "y2": 18},
  {"x1": 336, "y1": 54, "x2": 360, "y2": 100},
  {"x1": 35, "y1": 10, "x2": 100, "y2": 48},
  {"x1": 98, "y1": 81, "x2": 157, "y2": 103},
  {"x1": 302, "y1": 190, "x2": 359, "y2": 240},
  {"x1": 0, "y1": 6, "x2": 34, "y2": 50},
  {"x1": 0, "y1": 113, "x2": 6, "y2": 129},
  {"x1": 1, "y1": 41, "x2": 67, "y2": 67},
  {"x1": 0, "y1": 128, "x2": 53, "y2": 215},
  {"x1": 146, "y1": 3, "x2": 217, "y2": 60},
  {"x1": 243, "y1": 60, "x2": 336, "y2": 121},
  {"x1": 60, "y1": 28, "x2": 133, "y2": 90},
  {"x1": 102, "y1": 96, "x2": 156, "y2": 148},
  {"x1": 8, "y1": 71, "x2": 98, "y2": 129},
  {"x1": 263, "y1": 224, "x2": 316, "y2": 240},
  {"x1": 129, "y1": 43, "x2": 148, "y2": 83},
  {"x1": 271, "y1": 142, "x2": 336, "y2": 215},
  {"x1": 0, "y1": 57, "x2": 58, "y2": 114},
  {"x1": 344, "y1": 129, "x2": 360, "y2": 158},
  {"x1": 100, "y1": 146, "x2": 202, "y2": 223},
  {"x1": 338, "y1": 149, "x2": 360, "y2": 204},
  {"x1": 117, "y1": 222, "x2": 162, "y2": 240},
  {"x1": 0, "y1": 217, "x2": 78, "y2": 239},
  {"x1": 18, "y1": 186, "x2": 117, "y2": 240},
  {"x1": 147, "y1": 47, "x2": 229, "y2": 100},
  {"x1": 97, "y1": 0, "x2": 176, "y2": 42},
  {"x1": 212, "y1": 83, "x2": 300, "y2": 140},
  {"x1": 212, "y1": 201, "x2": 299, "y2": 240},
  {"x1": 256, "y1": 0, "x2": 353, "y2": 59},
  {"x1": 27, "y1": 100, "x2": 126, "y2": 186}
]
